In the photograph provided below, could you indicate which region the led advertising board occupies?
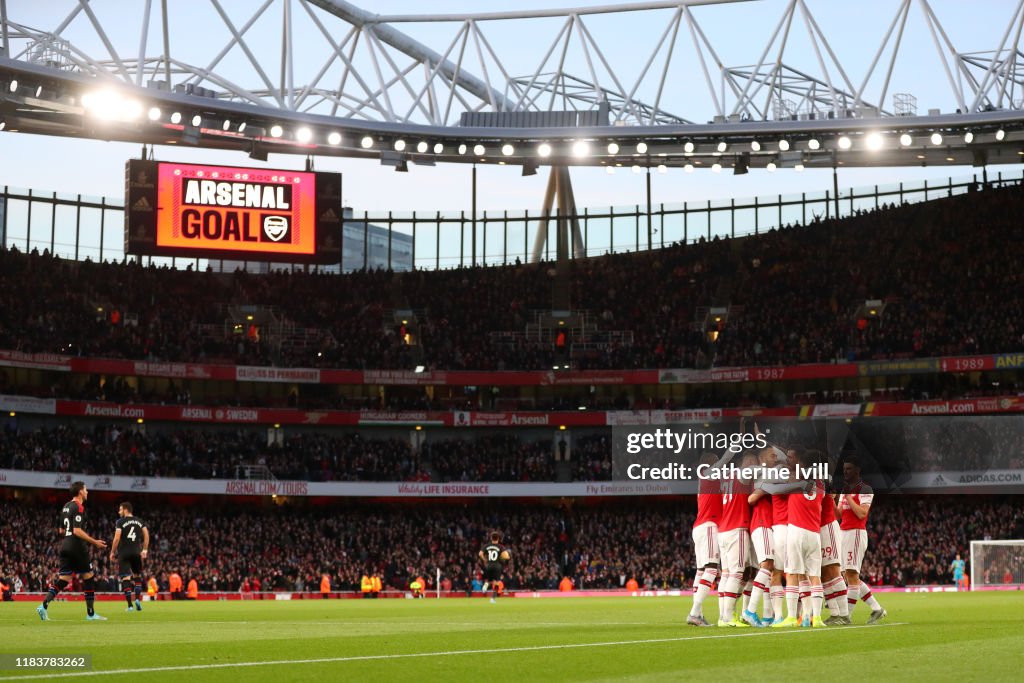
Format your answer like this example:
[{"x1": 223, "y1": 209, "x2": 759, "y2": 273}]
[{"x1": 125, "y1": 160, "x2": 341, "y2": 263}]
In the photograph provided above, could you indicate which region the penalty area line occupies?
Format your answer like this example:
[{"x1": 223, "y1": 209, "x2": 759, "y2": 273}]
[{"x1": 1, "y1": 622, "x2": 908, "y2": 680}]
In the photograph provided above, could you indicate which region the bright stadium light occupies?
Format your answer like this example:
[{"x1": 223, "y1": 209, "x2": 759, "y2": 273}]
[
  {"x1": 899, "y1": 133, "x2": 913, "y2": 146},
  {"x1": 361, "y1": 136, "x2": 374, "y2": 148},
  {"x1": 750, "y1": 140, "x2": 761, "y2": 152},
  {"x1": 147, "y1": 107, "x2": 162, "y2": 122},
  {"x1": 631, "y1": 165, "x2": 642, "y2": 174},
  {"x1": 930, "y1": 132, "x2": 943, "y2": 145},
  {"x1": 606, "y1": 166, "x2": 615, "y2": 174},
  {"x1": 537, "y1": 143, "x2": 552, "y2": 157},
  {"x1": 837, "y1": 136, "x2": 852, "y2": 150},
  {"x1": 296, "y1": 127, "x2": 313, "y2": 143},
  {"x1": 501, "y1": 143, "x2": 514, "y2": 156},
  {"x1": 414, "y1": 141, "x2": 427, "y2": 153},
  {"x1": 458, "y1": 143, "x2": 467, "y2": 154},
  {"x1": 8, "y1": 80, "x2": 17, "y2": 93},
  {"x1": 83, "y1": 89, "x2": 141, "y2": 121},
  {"x1": 684, "y1": 141, "x2": 695, "y2": 153},
  {"x1": 636, "y1": 142, "x2": 648, "y2": 154},
  {"x1": 170, "y1": 111, "x2": 182, "y2": 124},
  {"x1": 433, "y1": 142, "x2": 444, "y2": 154},
  {"x1": 717, "y1": 141, "x2": 728, "y2": 152},
  {"x1": 996, "y1": 129, "x2": 1006, "y2": 141},
  {"x1": 866, "y1": 132, "x2": 884, "y2": 151},
  {"x1": 270, "y1": 124, "x2": 283, "y2": 138},
  {"x1": 807, "y1": 138, "x2": 820, "y2": 150},
  {"x1": 222, "y1": 119, "x2": 231, "y2": 131},
  {"x1": 778, "y1": 139, "x2": 790, "y2": 151},
  {"x1": 684, "y1": 163, "x2": 694, "y2": 173},
  {"x1": 473, "y1": 144, "x2": 485, "y2": 156},
  {"x1": 963, "y1": 131, "x2": 974, "y2": 144},
  {"x1": 123, "y1": 99, "x2": 143, "y2": 121},
  {"x1": 572, "y1": 140, "x2": 590, "y2": 157},
  {"x1": 657, "y1": 164, "x2": 667, "y2": 174},
  {"x1": 0, "y1": 120, "x2": 6, "y2": 132},
  {"x1": 237, "y1": 122, "x2": 247, "y2": 133},
  {"x1": 327, "y1": 131, "x2": 342, "y2": 145},
  {"x1": 795, "y1": 163, "x2": 805, "y2": 172},
  {"x1": 766, "y1": 161, "x2": 777, "y2": 172},
  {"x1": 711, "y1": 162, "x2": 722, "y2": 173},
  {"x1": 394, "y1": 139, "x2": 407, "y2": 151},
  {"x1": 190, "y1": 114, "x2": 202, "y2": 127},
  {"x1": 607, "y1": 142, "x2": 619, "y2": 154}
]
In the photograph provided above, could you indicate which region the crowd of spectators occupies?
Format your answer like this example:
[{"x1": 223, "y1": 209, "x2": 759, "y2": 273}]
[
  {"x1": 0, "y1": 423, "x2": 425, "y2": 481},
  {"x1": 862, "y1": 497, "x2": 1024, "y2": 586},
  {"x1": 3, "y1": 420, "x2": 1023, "y2": 482},
  {"x1": 422, "y1": 434, "x2": 559, "y2": 482},
  {"x1": 0, "y1": 422, "x2": 610, "y2": 482},
  {"x1": 714, "y1": 185, "x2": 1024, "y2": 366},
  {"x1": 3, "y1": 497, "x2": 1022, "y2": 596},
  {"x1": 1, "y1": 185, "x2": 1023, "y2": 371}
]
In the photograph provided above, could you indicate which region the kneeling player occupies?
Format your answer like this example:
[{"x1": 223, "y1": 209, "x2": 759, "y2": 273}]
[
  {"x1": 37, "y1": 482, "x2": 108, "y2": 621},
  {"x1": 110, "y1": 502, "x2": 149, "y2": 612},
  {"x1": 479, "y1": 531, "x2": 511, "y2": 604}
]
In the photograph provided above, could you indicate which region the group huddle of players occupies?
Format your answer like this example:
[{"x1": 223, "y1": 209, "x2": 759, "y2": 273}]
[
  {"x1": 688, "y1": 444, "x2": 887, "y2": 628},
  {"x1": 36, "y1": 481, "x2": 149, "y2": 621}
]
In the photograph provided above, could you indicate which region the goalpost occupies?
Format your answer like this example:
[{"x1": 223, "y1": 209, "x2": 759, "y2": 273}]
[{"x1": 969, "y1": 540, "x2": 1024, "y2": 591}]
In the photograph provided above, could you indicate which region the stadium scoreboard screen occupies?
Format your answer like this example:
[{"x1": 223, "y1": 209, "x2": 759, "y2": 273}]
[{"x1": 125, "y1": 160, "x2": 342, "y2": 263}]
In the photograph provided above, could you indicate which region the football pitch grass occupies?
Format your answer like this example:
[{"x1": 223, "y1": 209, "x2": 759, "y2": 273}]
[{"x1": 1, "y1": 592, "x2": 1022, "y2": 682}]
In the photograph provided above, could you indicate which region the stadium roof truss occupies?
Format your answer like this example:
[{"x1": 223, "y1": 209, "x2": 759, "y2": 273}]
[{"x1": 1, "y1": 0, "x2": 1024, "y2": 169}]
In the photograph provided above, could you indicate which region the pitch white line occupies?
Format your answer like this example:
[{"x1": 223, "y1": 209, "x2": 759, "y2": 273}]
[
  {"x1": 1, "y1": 622, "x2": 907, "y2": 680},
  {"x1": 193, "y1": 620, "x2": 654, "y2": 627}
]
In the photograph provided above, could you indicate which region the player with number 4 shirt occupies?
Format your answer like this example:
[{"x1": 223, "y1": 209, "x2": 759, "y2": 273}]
[{"x1": 110, "y1": 502, "x2": 150, "y2": 612}]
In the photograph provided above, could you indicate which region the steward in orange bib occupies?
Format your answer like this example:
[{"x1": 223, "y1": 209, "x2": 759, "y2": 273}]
[{"x1": 361, "y1": 574, "x2": 373, "y2": 599}]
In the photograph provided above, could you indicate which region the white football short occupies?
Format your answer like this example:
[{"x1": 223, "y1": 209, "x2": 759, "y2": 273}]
[
  {"x1": 819, "y1": 521, "x2": 842, "y2": 567},
  {"x1": 692, "y1": 522, "x2": 720, "y2": 568},
  {"x1": 772, "y1": 524, "x2": 788, "y2": 570},
  {"x1": 719, "y1": 528, "x2": 752, "y2": 574},
  {"x1": 785, "y1": 526, "x2": 822, "y2": 576},
  {"x1": 841, "y1": 528, "x2": 868, "y2": 573},
  {"x1": 750, "y1": 525, "x2": 775, "y2": 564}
]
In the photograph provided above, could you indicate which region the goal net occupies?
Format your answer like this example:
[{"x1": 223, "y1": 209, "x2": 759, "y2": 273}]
[{"x1": 969, "y1": 540, "x2": 1024, "y2": 590}]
